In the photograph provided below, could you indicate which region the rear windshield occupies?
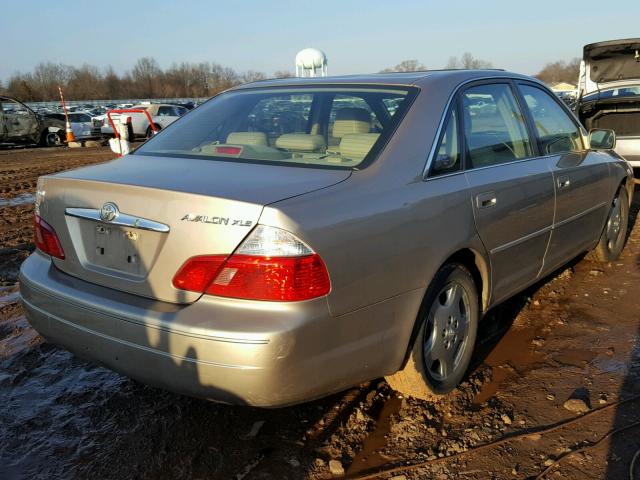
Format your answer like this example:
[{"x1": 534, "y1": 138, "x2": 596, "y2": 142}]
[{"x1": 135, "y1": 86, "x2": 416, "y2": 169}]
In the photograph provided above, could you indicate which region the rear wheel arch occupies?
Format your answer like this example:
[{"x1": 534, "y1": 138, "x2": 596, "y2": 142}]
[{"x1": 399, "y1": 248, "x2": 489, "y2": 371}]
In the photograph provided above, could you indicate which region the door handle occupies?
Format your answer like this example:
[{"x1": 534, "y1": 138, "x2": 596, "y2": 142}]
[
  {"x1": 557, "y1": 177, "x2": 571, "y2": 189},
  {"x1": 476, "y1": 192, "x2": 497, "y2": 209}
]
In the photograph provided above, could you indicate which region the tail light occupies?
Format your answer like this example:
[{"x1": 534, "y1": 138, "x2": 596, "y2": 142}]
[
  {"x1": 172, "y1": 226, "x2": 330, "y2": 301},
  {"x1": 34, "y1": 214, "x2": 65, "y2": 259}
]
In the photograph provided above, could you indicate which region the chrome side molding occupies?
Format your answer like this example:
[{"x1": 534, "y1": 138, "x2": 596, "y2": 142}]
[{"x1": 65, "y1": 207, "x2": 170, "y2": 233}]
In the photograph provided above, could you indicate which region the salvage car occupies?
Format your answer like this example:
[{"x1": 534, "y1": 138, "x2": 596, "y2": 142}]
[
  {"x1": 20, "y1": 70, "x2": 633, "y2": 407},
  {"x1": 100, "y1": 103, "x2": 188, "y2": 138},
  {"x1": 0, "y1": 96, "x2": 65, "y2": 146},
  {"x1": 578, "y1": 38, "x2": 640, "y2": 168}
]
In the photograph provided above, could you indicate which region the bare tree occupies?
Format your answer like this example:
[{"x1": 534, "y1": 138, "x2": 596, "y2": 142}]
[
  {"x1": 132, "y1": 57, "x2": 162, "y2": 97},
  {"x1": 31, "y1": 62, "x2": 73, "y2": 99},
  {"x1": 380, "y1": 60, "x2": 427, "y2": 73},
  {"x1": 241, "y1": 70, "x2": 267, "y2": 84},
  {"x1": 273, "y1": 70, "x2": 294, "y2": 78},
  {"x1": 535, "y1": 58, "x2": 580, "y2": 85},
  {"x1": 446, "y1": 53, "x2": 493, "y2": 69},
  {"x1": 209, "y1": 63, "x2": 240, "y2": 94},
  {"x1": 66, "y1": 65, "x2": 103, "y2": 100}
]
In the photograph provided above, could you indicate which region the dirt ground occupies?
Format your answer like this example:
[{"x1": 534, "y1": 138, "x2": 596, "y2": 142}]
[{"x1": 1, "y1": 147, "x2": 639, "y2": 480}]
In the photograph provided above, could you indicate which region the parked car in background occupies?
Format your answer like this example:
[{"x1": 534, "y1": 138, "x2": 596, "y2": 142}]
[
  {"x1": 100, "y1": 103, "x2": 188, "y2": 138},
  {"x1": 67, "y1": 112, "x2": 101, "y2": 139},
  {"x1": 20, "y1": 70, "x2": 633, "y2": 407},
  {"x1": 578, "y1": 38, "x2": 640, "y2": 168},
  {"x1": 0, "y1": 96, "x2": 65, "y2": 146}
]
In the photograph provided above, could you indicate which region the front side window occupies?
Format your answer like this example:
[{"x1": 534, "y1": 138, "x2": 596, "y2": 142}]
[
  {"x1": 135, "y1": 86, "x2": 416, "y2": 169},
  {"x1": 520, "y1": 84, "x2": 584, "y2": 154},
  {"x1": 462, "y1": 84, "x2": 533, "y2": 168}
]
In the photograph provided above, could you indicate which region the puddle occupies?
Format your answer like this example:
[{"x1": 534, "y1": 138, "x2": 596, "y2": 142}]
[
  {"x1": 0, "y1": 193, "x2": 36, "y2": 208},
  {"x1": 345, "y1": 393, "x2": 402, "y2": 477},
  {"x1": 472, "y1": 326, "x2": 546, "y2": 407},
  {"x1": 592, "y1": 356, "x2": 629, "y2": 375},
  {"x1": 0, "y1": 291, "x2": 20, "y2": 306},
  {"x1": 552, "y1": 349, "x2": 597, "y2": 368},
  {"x1": 0, "y1": 315, "x2": 40, "y2": 359}
]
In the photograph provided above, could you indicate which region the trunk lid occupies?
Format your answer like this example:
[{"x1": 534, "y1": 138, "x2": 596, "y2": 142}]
[
  {"x1": 38, "y1": 154, "x2": 350, "y2": 303},
  {"x1": 580, "y1": 38, "x2": 640, "y2": 95}
]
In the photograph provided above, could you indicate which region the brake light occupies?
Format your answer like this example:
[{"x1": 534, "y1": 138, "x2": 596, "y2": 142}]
[
  {"x1": 34, "y1": 214, "x2": 65, "y2": 259},
  {"x1": 214, "y1": 146, "x2": 243, "y2": 155},
  {"x1": 172, "y1": 226, "x2": 330, "y2": 301}
]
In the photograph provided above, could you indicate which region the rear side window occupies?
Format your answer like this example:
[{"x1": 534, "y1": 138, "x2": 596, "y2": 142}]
[
  {"x1": 519, "y1": 85, "x2": 584, "y2": 154},
  {"x1": 462, "y1": 84, "x2": 533, "y2": 168},
  {"x1": 430, "y1": 107, "x2": 460, "y2": 176}
]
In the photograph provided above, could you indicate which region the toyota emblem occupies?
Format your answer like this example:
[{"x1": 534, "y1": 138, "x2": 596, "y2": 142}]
[{"x1": 100, "y1": 202, "x2": 119, "y2": 222}]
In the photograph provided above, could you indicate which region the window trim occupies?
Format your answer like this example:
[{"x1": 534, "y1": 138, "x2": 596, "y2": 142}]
[{"x1": 514, "y1": 80, "x2": 588, "y2": 155}]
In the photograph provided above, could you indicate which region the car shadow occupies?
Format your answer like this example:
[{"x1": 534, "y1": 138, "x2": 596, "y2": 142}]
[{"x1": 604, "y1": 183, "x2": 640, "y2": 479}]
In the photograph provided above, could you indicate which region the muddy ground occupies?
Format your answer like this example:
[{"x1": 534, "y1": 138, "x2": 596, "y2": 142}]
[{"x1": 1, "y1": 147, "x2": 640, "y2": 480}]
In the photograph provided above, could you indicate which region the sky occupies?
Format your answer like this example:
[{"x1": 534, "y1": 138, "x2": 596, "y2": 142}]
[{"x1": 3, "y1": 0, "x2": 640, "y2": 81}]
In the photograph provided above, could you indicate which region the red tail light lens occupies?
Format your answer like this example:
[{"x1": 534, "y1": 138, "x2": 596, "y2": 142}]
[
  {"x1": 172, "y1": 226, "x2": 331, "y2": 301},
  {"x1": 206, "y1": 254, "x2": 330, "y2": 301},
  {"x1": 172, "y1": 255, "x2": 226, "y2": 292},
  {"x1": 173, "y1": 254, "x2": 330, "y2": 301},
  {"x1": 34, "y1": 214, "x2": 65, "y2": 259}
]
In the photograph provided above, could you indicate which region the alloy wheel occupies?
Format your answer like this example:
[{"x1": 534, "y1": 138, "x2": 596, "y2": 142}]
[
  {"x1": 606, "y1": 196, "x2": 622, "y2": 251},
  {"x1": 423, "y1": 282, "x2": 470, "y2": 381}
]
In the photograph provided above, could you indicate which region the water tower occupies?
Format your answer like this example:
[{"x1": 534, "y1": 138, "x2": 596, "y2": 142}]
[{"x1": 295, "y1": 48, "x2": 328, "y2": 77}]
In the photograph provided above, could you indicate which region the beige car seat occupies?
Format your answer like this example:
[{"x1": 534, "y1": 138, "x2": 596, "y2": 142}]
[
  {"x1": 226, "y1": 131, "x2": 268, "y2": 146},
  {"x1": 275, "y1": 133, "x2": 326, "y2": 153},
  {"x1": 330, "y1": 108, "x2": 371, "y2": 148}
]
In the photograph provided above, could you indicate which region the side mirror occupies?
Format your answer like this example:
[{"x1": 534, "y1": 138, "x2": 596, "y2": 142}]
[{"x1": 589, "y1": 129, "x2": 616, "y2": 150}]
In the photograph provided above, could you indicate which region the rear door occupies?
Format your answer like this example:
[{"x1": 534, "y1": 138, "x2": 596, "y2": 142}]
[
  {"x1": 517, "y1": 82, "x2": 611, "y2": 273},
  {"x1": 462, "y1": 81, "x2": 555, "y2": 303}
]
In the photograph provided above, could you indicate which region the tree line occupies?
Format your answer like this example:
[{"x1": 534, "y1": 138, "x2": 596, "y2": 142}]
[
  {"x1": 0, "y1": 57, "x2": 293, "y2": 102},
  {"x1": 0, "y1": 54, "x2": 583, "y2": 102},
  {"x1": 381, "y1": 53, "x2": 581, "y2": 85}
]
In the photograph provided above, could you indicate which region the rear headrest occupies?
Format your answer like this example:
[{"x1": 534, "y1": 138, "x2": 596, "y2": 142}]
[
  {"x1": 275, "y1": 133, "x2": 326, "y2": 152},
  {"x1": 339, "y1": 133, "x2": 380, "y2": 162},
  {"x1": 333, "y1": 108, "x2": 371, "y2": 138},
  {"x1": 226, "y1": 131, "x2": 268, "y2": 146}
]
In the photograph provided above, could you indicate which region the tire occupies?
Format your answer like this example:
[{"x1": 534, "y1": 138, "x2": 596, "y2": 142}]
[
  {"x1": 40, "y1": 130, "x2": 64, "y2": 147},
  {"x1": 386, "y1": 263, "x2": 479, "y2": 401},
  {"x1": 146, "y1": 124, "x2": 161, "y2": 139},
  {"x1": 588, "y1": 186, "x2": 629, "y2": 263}
]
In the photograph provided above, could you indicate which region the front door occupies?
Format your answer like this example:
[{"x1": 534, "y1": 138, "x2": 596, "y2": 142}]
[
  {"x1": 517, "y1": 82, "x2": 611, "y2": 273},
  {"x1": 461, "y1": 82, "x2": 555, "y2": 303}
]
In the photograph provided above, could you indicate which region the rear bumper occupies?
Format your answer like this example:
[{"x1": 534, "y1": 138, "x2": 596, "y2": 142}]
[{"x1": 19, "y1": 252, "x2": 421, "y2": 407}]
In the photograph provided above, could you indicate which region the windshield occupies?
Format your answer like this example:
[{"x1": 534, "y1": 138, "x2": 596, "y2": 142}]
[{"x1": 135, "y1": 86, "x2": 416, "y2": 169}]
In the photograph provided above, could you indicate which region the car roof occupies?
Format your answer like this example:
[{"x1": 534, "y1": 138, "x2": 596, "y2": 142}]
[{"x1": 231, "y1": 69, "x2": 538, "y2": 91}]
